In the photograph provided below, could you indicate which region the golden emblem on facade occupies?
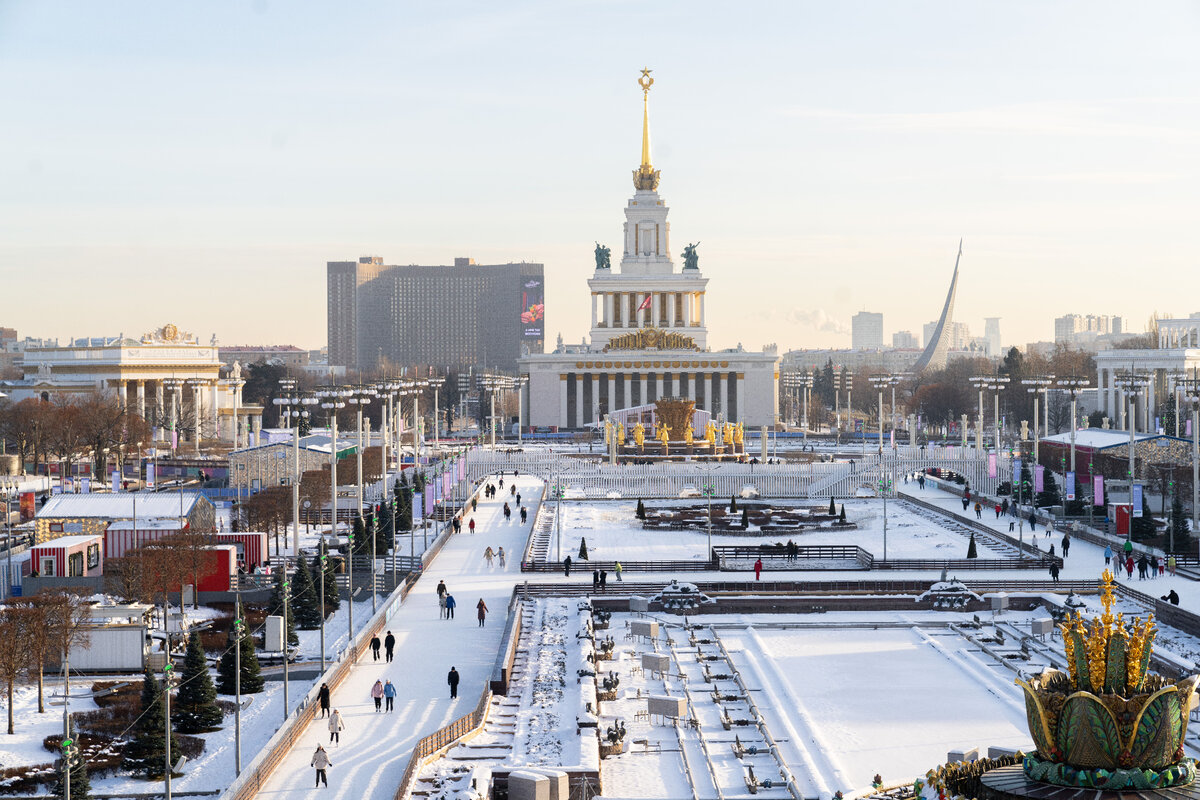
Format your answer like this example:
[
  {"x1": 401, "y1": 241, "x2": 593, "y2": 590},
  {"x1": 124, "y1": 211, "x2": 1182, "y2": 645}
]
[{"x1": 603, "y1": 326, "x2": 700, "y2": 352}]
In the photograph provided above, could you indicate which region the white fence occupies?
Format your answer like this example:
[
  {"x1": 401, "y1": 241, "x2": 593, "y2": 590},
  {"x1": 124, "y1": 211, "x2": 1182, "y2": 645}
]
[{"x1": 466, "y1": 450, "x2": 1006, "y2": 499}]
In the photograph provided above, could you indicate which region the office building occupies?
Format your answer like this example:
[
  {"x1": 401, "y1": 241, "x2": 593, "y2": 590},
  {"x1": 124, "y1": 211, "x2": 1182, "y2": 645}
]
[
  {"x1": 851, "y1": 312, "x2": 884, "y2": 350},
  {"x1": 892, "y1": 331, "x2": 918, "y2": 349},
  {"x1": 327, "y1": 257, "x2": 545, "y2": 372}
]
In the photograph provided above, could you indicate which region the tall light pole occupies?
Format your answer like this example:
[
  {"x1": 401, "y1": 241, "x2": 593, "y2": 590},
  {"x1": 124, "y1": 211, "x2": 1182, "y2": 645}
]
[
  {"x1": 1058, "y1": 377, "x2": 1090, "y2": 474},
  {"x1": 1185, "y1": 381, "x2": 1200, "y2": 533},
  {"x1": 345, "y1": 386, "x2": 373, "y2": 635},
  {"x1": 971, "y1": 376, "x2": 989, "y2": 451},
  {"x1": 512, "y1": 375, "x2": 528, "y2": 445},
  {"x1": 989, "y1": 377, "x2": 1010, "y2": 452},
  {"x1": 1021, "y1": 377, "x2": 1051, "y2": 466},
  {"x1": 317, "y1": 387, "x2": 345, "y2": 671},
  {"x1": 428, "y1": 376, "x2": 445, "y2": 451},
  {"x1": 869, "y1": 374, "x2": 890, "y2": 457},
  {"x1": 1114, "y1": 372, "x2": 1148, "y2": 521}
]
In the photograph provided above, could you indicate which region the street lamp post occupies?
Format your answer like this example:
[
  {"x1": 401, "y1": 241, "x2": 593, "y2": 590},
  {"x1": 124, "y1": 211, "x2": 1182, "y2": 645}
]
[
  {"x1": 1185, "y1": 381, "x2": 1200, "y2": 534},
  {"x1": 317, "y1": 388, "x2": 346, "y2": 671},
  {"x1": 988, "y1": 377, "x2": 1010, "y2": 452},
  {"x1": 869, "y1": 375, "x2": 891, "y2": 457},
  {"x1": 428, "y1": 376, "x2": 445, "y2": 452},
  {"x1": 1114, "y1": 372, "x2": 1148, "y2": 526},
  {"x1": 1058, "y1": 377, "x2": 1090, "y2": 474}
]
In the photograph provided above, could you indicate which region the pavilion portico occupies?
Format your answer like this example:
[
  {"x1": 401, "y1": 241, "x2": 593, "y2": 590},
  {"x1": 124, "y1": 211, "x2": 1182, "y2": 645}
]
[{"x1": 1094, "y1": 348, "x2": 1200, "y2": 433}]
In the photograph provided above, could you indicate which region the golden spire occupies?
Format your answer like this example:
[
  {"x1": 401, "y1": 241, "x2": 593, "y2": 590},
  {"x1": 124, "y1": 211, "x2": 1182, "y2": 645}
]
[{"x1": 633, "y1": 67, "x2": 661, "y2": 191}]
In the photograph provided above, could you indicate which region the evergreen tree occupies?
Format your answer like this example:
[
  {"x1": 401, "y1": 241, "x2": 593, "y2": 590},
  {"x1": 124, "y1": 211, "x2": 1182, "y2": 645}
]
[
  {"x1": 1132, "y1": 496, "x2": 1156, "y2": 541},
  {"x1": 729, "y1": 496, "x2": 738, "y2": 513},
  {"x1": 266, "y1": 566, "x2": 298, "y2": 646},
  {"x1": 291, "y1": 555, "x2": 322, "y2": 630},
  {"x1": 1019, "y1": 462, "x2": 1034, "y2": 505},
  {"x1": 174, "y1": 631, "x2": 222, "y2": 733},
  {"x1": 1036, "y1": 471, "x2": 1061, "y2": 508},
  {"x1": 50, "y1": 716, "x2": 89, "y2": 799},
  {"x1": 122, "y1": 670, "x2": 180, "y2": 779},
  {"x1": 967, "y1": 532, "x2": 978, "y2": 559},
  {"x1": 1171, "y1": 491, "x2": 1191, "y2": 554},
  {"x1": 316, "y1": 542, "x2": 340, "y2": 618},
  {"x1": 740, "y1": 507, "x2": 749, "y2": 529},
  {"x1": 838, "y1": 504, "x2": 847, "y2": 524},
  {"x1": 350, "y1": 515, "x2": 365, "y2": 557},
  {"x1": 828, "y1": 497, "x2": 837, "y2": 516},
  {"x1": 216, "y1": 603, "x2": 264, "y2": 695},
  {"x1": 578, "y1": 537, "x2": 589, "y2": 560},
  {"x1": 635, "y1": 499, "x2": 646, "y2": 520},
  {"x1": 398, "y1": 473, "x2": 413, "y2": 531}
]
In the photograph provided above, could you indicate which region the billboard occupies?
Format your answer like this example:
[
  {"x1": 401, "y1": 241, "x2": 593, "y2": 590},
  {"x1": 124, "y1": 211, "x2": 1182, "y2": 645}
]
[{"x1": 520, "y1": 278, "x2": 544, "y2": 338}]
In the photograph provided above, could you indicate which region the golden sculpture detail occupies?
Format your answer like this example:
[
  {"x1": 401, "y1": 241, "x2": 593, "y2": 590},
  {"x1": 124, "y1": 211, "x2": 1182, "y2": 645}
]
[
  {"x1": 1014, "y1": 569, "x2": 1199, "y2": 787},
  {"x1": 633, "y1": 67, "x2": 661, "y2": 191},
  {"x1": 616, "y1": 422, "x2": 625, "y2": 446},
  {"x1": 734, "y1": 422, "x2": 744, "y2": 445},
  {"x1": 632, "y1": 422, "x2": 645, "y2": 449},
  {"x1": 654, "y1": 398, "x2": 695, "y2": 443},
  {"x1": 604, "y1": 326, "x2": 699, "y2": 352},
  {"x1": 656, "y1": 423, "x2": 672, "y2": 454},
  {"x1": 684, "y1": 422, "x2": 694, "y2": 446},
  {"x1": 704, "y1": 421, "x2": 716, "y2": 445}
]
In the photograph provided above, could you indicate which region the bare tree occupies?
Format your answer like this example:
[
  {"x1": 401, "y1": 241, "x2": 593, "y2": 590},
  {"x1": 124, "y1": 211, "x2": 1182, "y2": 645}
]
[
  {"x1": 0, "y1": 604, "x2": 33, "y2": 733},
  {"x1": 46, "y1": 397, "x2": 87, "y2": 487},
  {"x1": 163, "y1": 530, "x2": 216, "y2": 610},
  {"x1": 107, "y1": 553, "x2": 151, "y2": 604}
]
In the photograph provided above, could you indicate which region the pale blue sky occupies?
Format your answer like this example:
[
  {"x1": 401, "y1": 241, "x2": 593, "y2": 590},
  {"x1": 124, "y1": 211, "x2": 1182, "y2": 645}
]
[{"x1": 2, "y1": 1, "x2": 1198, "y2": 352}]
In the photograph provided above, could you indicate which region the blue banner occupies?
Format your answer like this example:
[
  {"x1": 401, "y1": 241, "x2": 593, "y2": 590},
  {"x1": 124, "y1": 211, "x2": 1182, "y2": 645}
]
[
  {"x1": 1065, "y1": 471, "x2": 1075, "y2": 500},
  {"x1": 1132, "y1": 483, "x2": 1143, "y2": 516}
]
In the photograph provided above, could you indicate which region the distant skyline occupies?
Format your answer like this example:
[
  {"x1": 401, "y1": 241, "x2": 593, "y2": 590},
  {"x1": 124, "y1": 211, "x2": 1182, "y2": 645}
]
[{"x1": 2, "y1": 1, "x2": 1198, "y2": 354}]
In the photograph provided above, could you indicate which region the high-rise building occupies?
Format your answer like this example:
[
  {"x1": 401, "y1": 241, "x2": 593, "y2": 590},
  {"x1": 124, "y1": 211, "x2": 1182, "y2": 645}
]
[
  {"x1": 892, "y1": 330, "x2": 918, "y2": 349},
  {"x1": 327, "y1": 257, "x2": 545, "y2": 372},
  {"x1": 851, "y1": 312, "x2": 883, "y2": 350},
  {"x1": 1055, "y1": 313, "x2": 1122, "y2": 344},
  {"x1": 984, "y1": 317, "x2": 1001, "y2": 356}
]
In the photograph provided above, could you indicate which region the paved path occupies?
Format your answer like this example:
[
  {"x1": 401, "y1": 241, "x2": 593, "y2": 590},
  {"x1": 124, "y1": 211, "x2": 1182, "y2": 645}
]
[{"x1": 256, "y1": 474, "x2": 546, "y2": 799}]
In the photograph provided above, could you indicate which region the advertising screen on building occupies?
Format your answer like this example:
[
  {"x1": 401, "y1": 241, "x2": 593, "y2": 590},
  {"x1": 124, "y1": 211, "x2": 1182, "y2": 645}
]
[{"x1": 520, "y1": 278, "x2": 544, "y2": 338}]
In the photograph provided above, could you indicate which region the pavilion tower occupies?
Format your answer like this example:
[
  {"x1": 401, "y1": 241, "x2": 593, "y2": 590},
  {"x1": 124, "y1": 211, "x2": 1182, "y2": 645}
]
[{"x1": 587, "y1": 69, "x2": 709, "y2": 351}]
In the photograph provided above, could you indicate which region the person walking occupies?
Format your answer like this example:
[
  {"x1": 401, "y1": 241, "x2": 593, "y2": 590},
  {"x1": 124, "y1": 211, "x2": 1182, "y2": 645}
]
[
  {"x1": 383, "y1": 679, "x2": 396, "y2": 712},
  {"x1": 1103, "y1": 545, "x2": 1113, "y2": 568},
  {"x1": 516, "y1": 492, "x2": 522, "y2": 506},
  {"x1": 1123, "y1": 538, "x2": 1134, "y2": 559},
  {"x1": 615, "y1": 561, "x2": 623, "y2": 582},
  {"x1": 1137, "y1": 554, "x2": 1149, "y2": 580},
  {"x1": 1125, "y1": 554, "x2": 1135, "y2": 579},
  {"x1": 1001, "y1": 498, "x2": 1009, "y2": 516},
  {"x1": 1168, "y1": 554, "x2": 1177, "y2": 576},
  {"x1": 484, "y1": 547, "x2": 495, "y2": 567},
  {"x1": 318, "y1": 682, "x2": 331, "y2": 718},
  {"x1": 511, "y1": 484, "x2": 516, "y2": 496},
  {"x1": 1049, "y1": 561, "x2": 1060, "y2": 582},
  {"x1": 974, "y1": 502, "x2": 982, "y2": 520},
  {"x1": 453, "y1": 517, "x2": 461, "y2": 534},
  {"x1": 563, "y1": 555, "x2": 572, "y2": 576},
  {"x1": 472, "y1": 497, "x2": 478, "y2": 512},
  {"x1": 328, "y1": 709, "x2": 344, "y2": 745},
  {"x1": 1028, "y1": 510, "x2": 1037, "y2": 532},
  {"x1": 311, "y1": 745, "x2": 332, "y2": 787},
  {"x1": 384, "y1": 630, "x2": 395, "y2": 663},
  {"x1": 447, "y1": 666, "x2": 460, "y2": 699},
  {"x1": 994, "y1": 503, "x2": 1001, "y2": 519},
  {"x1": 477, "y1": 598, "x2": 488, "y2": 627},
  {"x1": 1154, "y1": 555, "x2": 1163, "y2": 577},
  {"x1": 961, "y1": 496, "x2": 970, "y2": 512},
  {"x1": 437, "y1": 580, "x2": 448, "y2": 619},
  {"x1": 371, "y1": 679, "x2": 384, "y2": 712},
  {"x1": 592, "y1": 570, "x2": 600, "y2": 591},
  {"x1": 600, "y1": 569, "x2": 607, "y2": 590},
  {"x1": 503, "y1": 503, "x2": 512, "y2": 521},
  {"x1": 469, "y1": 518, "x2": 476, "y2": 534},
  {"x1": 370, "y1": 635, "x2": 381, "y2": 661},
  {"x1": 1061, "y1": 534, "x2": 1070, "y2": 558},
  {"x1": 520, "y1": 506, "x2": 527, "y2": 524},
  {"x1": 445, "y1": 593, "x2": 457, "y2": 619},
  {"x1": 754, "y1": 557, "x2": 763, "y2": 581}
]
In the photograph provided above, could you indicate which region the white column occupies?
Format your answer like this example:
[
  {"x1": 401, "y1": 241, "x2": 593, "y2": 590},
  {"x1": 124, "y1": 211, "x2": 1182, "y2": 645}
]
[
  {"x1": 736, "y1": 373, "x2": 746, "y2": 424},
  {"x1": 683, "y1": 293, "x2": 692, "y2": 327},
  {"x1": 609, "y1": 374, "x2": 617, "y2": 412},
  {"x1": 136, "y1": 380, "x2": 146, "y2": 419},
  {"x1": 651, "y1": 293, "x2": 659, "y2": 327},
  {"x1": 155, "y1": 382, "x2": 164, "y2": 425},
  {"x1": 623, "y1": 373, "x2": 632, "y2": 410},
  {"x1": 724, "y1": 374, "x2": 734, "y2": 421},
  {"x1": 591, "y1": 294, "x2": 598, "y2": 329},
  {"x1": 656, "y1": 373, "x2": 665, "y2": 402},
  {"x1": 700, "y1": 293, "x2": 707, "y2": 328},
  {"x1": 606, "y1": 294, "x2": 615, "y2": 327},
  {"x1": 688, "y1": 373, "x2": 697, "y2": 401},
  {"x1": 591, "y1": 374, "x2": 601, "y2": 423},
  {"x1": 559, "y1": 375, "x2": 569, "y2": 428},
  {"x1": 1148, "y1": 374, "x2": 1157, "y2": 430},
  {"x1": 193, "y1": 385, "x2": 202, "y2": 452},
  {"x1": 640, "y1": 374, "x2": 648, "y2": 406}
]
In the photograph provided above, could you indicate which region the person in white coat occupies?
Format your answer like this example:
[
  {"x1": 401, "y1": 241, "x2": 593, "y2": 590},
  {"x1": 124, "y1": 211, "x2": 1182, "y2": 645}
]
[
  {"x1": 328, "y1": 709, "x2": 344, "y2": 745},
  {"x1": 311, "y1": 744, "x2": 332, "y2": 787}
]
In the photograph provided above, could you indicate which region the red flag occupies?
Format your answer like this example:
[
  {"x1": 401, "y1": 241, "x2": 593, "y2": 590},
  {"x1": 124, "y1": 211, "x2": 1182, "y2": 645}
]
[{"x1": 637, "y1": 295, "x2": 652, "y2": 311}]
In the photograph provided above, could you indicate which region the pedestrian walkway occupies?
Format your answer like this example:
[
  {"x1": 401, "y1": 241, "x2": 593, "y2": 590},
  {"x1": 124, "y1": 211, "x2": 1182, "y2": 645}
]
[
  {"x1": 898, "y1": 481, "x2": 1199, "y2": 604},
  {"x1": 256, "y1": 473, "x2": 546, "y2": 799}
]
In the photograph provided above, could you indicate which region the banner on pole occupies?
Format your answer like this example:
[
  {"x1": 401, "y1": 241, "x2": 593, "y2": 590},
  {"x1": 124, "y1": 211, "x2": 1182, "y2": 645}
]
[
  {"x1": 80, "y1": 477, "x2": 90, "y2": 494},
  {"x1": 1188, "y1": 418, "x2": 1193, "y2": 437},
  {"x1": 1012, "y1": 461, "x2": 1021, "y2": 486},
  {"x1": 1034, "y1": 464, "x2": 1045, "y2": 493},
  {"x1": 145, "y1": 464, "x2": 155, "y2": 490},
  {"x1": 987, "y1": 453, "x2": 997, "y2": 478},
  {"x1": 1094, "y1": 475, "x2": 1104, "y2": 506},
  {"x1": 1132, "y1": 483, "x2": 1143, "y2": 516},
  {"x1": 1065, "y1": 471, "x2": 1075, "y2": 500},
  {"x1": 425, "y1": 489, "x2": 435, "y2": 515},
  {"x1": 111, "y1": 470, "x2": 121, "y2": 493}
]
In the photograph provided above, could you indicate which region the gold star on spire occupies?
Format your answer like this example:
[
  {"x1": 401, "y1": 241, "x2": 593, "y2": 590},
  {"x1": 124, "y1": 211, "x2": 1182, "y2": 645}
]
[{"x1": 633, "y1": 68, "x2": 660, "y2": 191}]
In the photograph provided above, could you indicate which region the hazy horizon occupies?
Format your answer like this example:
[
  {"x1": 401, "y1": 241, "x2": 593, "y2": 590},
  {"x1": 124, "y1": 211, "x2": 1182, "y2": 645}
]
[{"x1": 2, "y1": 1, "x2": 1198, "y2": 354}]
